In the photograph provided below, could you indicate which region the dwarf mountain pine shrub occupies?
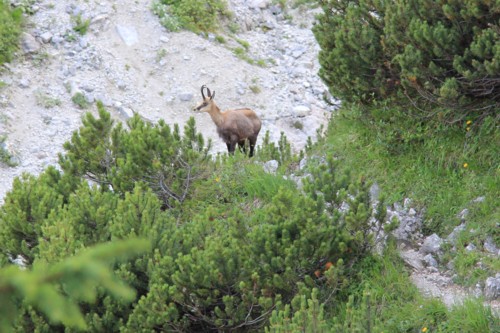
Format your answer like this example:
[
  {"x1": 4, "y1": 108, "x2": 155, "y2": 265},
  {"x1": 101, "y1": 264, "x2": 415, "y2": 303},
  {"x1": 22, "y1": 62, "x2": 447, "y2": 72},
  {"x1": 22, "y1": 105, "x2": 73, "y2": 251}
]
[
  {"x1": 1, "y1": 104, "x2": 386, "y2": 331},
  {"x1": 314, "y1": 0, "x2": 500, "y2": 122}
]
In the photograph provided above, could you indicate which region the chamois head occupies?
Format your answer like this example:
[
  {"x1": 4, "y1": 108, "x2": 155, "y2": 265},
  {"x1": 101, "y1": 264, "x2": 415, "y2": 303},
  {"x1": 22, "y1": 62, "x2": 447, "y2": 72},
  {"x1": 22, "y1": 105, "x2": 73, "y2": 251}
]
[{"x1": 193, "y1": 85, "x2": 216, "y2": 113}]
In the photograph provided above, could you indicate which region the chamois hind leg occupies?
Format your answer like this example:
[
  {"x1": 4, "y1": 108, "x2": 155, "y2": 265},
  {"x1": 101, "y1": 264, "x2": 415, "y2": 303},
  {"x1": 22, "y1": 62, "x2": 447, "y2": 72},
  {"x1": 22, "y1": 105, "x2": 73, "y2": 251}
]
[
  {"x1": 238, "y1": 140, "x2": 247, "y2": 155},
  {"x1": 227, "y1": 141, "x2": 237, "y2": 155},
  {"x1": 248, "y1": 136, "x2": 258, "y2": 157}
]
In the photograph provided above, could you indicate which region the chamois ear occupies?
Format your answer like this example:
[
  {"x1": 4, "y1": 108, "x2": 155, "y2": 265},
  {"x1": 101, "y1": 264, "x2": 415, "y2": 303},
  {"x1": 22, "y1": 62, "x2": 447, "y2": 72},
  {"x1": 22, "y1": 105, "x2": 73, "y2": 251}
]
[
  {"x1": 210, "y1": 91, "x2": 215, "y2": 100},
  {"x1": 206, "y1": 87, "x2": 212, "y2": 98}
]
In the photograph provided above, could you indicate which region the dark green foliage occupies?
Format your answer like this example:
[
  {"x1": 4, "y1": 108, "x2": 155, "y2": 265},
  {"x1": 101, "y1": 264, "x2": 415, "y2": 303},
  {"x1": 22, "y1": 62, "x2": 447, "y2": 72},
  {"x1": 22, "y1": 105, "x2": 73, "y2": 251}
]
[
  {"x1": 314, "y1": 0, "x2": 500, "y2": 122},
  {"x1": 122, "y1": 164, "x2": 382, "y2": 331},
  {"x1": 3, "y1": 102, "x2": 494, "y2": 331},
  {"x1": 0, "y1": 103, "x2": 388, "y2": 331},
  {"x1": 266, "y1": 288, "x2": 330, "y2": 332},
  {"x1": 0, "y1": 2, "x2": 22, "y2": 65},
  {"x1": 0, "y1": 169, "x2": 67, "y2": 264},
  {"x1": 258, "y1": 130, "x2": 293, "y2": 166},
  {"x1": 0, "y1": 239, "x2": 150, "y2": 333},
  {"x1": 60, "y1": 103, "x2": 211, "y2": 208}
]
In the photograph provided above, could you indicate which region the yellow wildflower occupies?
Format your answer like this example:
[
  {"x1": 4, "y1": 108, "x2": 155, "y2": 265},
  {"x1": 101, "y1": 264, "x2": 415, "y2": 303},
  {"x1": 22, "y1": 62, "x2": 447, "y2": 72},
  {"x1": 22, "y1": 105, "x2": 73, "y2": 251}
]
[
  {"x1": 466, "y1": 127, "x2": 470, "y2": 131},
  {"x1": 466, "y1": 120, "x2": 472, "y2": 125},
  {"x1": 463, "y1": 163, "x2": 468, "y2": 168},
  {"x1": 422, "y1": 327, "x2": 428, "y2": 333},
  {"x1": 215, "y1": 177, "x2": 221, "y2": 182}
]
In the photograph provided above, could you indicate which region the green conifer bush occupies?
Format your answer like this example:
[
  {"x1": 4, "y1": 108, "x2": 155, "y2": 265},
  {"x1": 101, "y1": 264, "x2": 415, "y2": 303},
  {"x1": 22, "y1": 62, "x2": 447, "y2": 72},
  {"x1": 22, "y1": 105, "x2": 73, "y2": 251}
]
[
  {"x1": 1, "y1": 105, "x2": 387, "y2": 331},
  {"x1": 314, "y1": 0, "x2": 500, "y2": 122},
  {"x1": 0, "y1": 239, "x2": 150, "y2": 333},
  {"x1": 59, "y1": 102, "x2": 211, "y2": 209}
]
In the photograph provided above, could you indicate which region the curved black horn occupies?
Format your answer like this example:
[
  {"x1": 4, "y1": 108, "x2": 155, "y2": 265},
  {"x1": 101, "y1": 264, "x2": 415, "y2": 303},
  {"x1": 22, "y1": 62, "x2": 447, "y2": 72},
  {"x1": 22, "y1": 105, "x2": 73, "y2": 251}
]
[{"x1": 201, "y1": 85, "x2": 207, "y2": 99}]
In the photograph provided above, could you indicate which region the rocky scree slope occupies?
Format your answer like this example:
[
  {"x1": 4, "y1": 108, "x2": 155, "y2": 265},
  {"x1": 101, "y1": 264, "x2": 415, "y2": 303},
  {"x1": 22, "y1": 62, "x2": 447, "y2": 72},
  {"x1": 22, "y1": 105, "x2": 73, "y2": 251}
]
[{"x1": 0, "y1": 0, "x2": 332, "y2": 203}]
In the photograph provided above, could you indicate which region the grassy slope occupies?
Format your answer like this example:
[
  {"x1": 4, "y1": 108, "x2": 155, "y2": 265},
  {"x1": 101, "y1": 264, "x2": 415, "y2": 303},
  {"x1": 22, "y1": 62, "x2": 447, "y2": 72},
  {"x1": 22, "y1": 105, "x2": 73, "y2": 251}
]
[
  {"x1": 318, "y1": 106, "x2": 499, "y2": 285},
  {"x1": 295, "y1": 105, "x2": 499, "y2": 331}
]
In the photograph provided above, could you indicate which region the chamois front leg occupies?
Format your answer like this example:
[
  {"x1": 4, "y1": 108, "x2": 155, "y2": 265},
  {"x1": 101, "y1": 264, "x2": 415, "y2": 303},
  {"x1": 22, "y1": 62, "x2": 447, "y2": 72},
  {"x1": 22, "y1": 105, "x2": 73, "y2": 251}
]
[{"x1": 226, "y1": 141, "x2": 237, "y2": 155}]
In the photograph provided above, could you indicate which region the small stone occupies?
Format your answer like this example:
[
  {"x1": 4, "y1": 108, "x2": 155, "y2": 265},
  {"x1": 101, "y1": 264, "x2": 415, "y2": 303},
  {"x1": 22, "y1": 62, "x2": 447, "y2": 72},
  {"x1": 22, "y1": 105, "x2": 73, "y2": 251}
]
[
  {"x1": 483, "y1": 236, "x2": 499, "y2": 255},
  {"x1": 269, "y1": 5, "x2": 282, "y2": 15},
  {"x1": 403, "y1": 198, "x2": 412, "y2": 209},
  {"x1": 81, "y1": 84, "x2": 94, "y2": 92},
  {"x1": 299, "y1": 158, "x2": 308, "y2": 171},
  {"x1": 95, "y1": 94, "x2": 113, "y2": 107},
  {"x1": 484, "y1": 276, "x2": 500, "y2": 301},
  {"x1": 11, "y1": 255, "x2": 27, "y2": 268},
  {"x1": 84, "y1": 93, "x2": 95, "y2": 104},
  {"x1": 117, "y1": 107, "x2": 134, "y2": 119},
  {"x1": 250, "y1": 0, "x2": 270, "y2": 9},
  {"x1": 207, "y1": 33, "x2": 216, "y2": 42},
  {"x1": 178, "y1": 92, "x2": 193, "y2": 102},
  {"x1": 91, "y1": 14, "x2": 108, "y2": 25},
  {"x1": 40, "y1": 32, "x2": 53, "y2": 43},
  {"x1": 116, "y1": 80, "x2": 127, "y2": 90},
  {"x1": 21, "y1": 32, "x2": 41, "y2": 54},
  {"x1": 79, "y1": 39, "x2": 88, "y2": 48},
  {"x1": 446, "y1": 223, "x2": 466, "y2": 246},
  {"x1": 400, "y1": 249, "x2": 424, "y2": 270},
  {"x1": 160, "y1": 36, "x2": 169, "y2": 43},
  {"x1": 293, "y1": 105, "x2": 311, "y2": 117},
  {"x1": 261, "y1": 20, "x2": 276, "y2": 30},
  {"x1": 115, "y1": 25, "x2": 138, "y2": 46},
  {"x1": 263, "y1": 160, "x2": 279, "y2": 174},
  {"x1": 18, "y1": 78, "x2": 30, "y2": 88},
  {"x1": 472, "y1": 196, "x2": 486, "y2": 203},
  {"x1": 51, "y1": 35, "x2": 64, "y2": 45},
  {"x1": 423, "y1": 254, "x2": 438, "y2": 268},
  {"x1": 465, "y1": 243, "x2": 476, "y2": 252},
  {"x1": 291, "y1": 46, "x2": 307, "y2": 59},
  {"x1": 427, "y1": 266, "x2": 438, "y2": 273},
  {"x1": 457, "y1": 208, "x2": 469, "y2": 221},
  {"x1": 420, "y1": 233, "x2": 443, "y2": 255}
]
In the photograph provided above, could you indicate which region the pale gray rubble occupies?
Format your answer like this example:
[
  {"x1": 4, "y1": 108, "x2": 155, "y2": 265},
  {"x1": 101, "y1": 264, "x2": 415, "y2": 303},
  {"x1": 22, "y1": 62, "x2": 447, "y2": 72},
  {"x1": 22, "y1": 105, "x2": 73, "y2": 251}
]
[{"x1": 0, "y1": 0, "x2": 335, "y2": 204}]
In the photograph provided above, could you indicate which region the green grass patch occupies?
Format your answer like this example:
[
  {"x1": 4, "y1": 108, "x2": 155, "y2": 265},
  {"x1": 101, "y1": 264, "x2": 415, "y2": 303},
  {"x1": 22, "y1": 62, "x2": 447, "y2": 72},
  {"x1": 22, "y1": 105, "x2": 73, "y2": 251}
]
[
  {"x1": 0, "y1": 136, "x2": 17, "y2": 167},
  {"x1": 344, "y1": 245, "x2": 498, "y2": 332},
  {"x1": 268, "y1": 243, "x2": 499, "y2": 331},
  {"x1": 322, "y1": 106, "x2": 499, "y2": 236},
  {"x1": 72, "y1": 13, "x2": 90, "y2": 35},
  {"x1": 0, "y1": 2, "x2": 23, "y2": 66},
  {"x1": 319, "y1": 105, "x2": 500, "y2": 286},
  {"x1": 152, "y1": 0, "x2": 231, "y2": 32},
  {"x1": 71, "y1": 92, "x2": 90, "y2": 109},
  {"x1": 35, "y1": 90, "x2": 61, "y2": 108}
]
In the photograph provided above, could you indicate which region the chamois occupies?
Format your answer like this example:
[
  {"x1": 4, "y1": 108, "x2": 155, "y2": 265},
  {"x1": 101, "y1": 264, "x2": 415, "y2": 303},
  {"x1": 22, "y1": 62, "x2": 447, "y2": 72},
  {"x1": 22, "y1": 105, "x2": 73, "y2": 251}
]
[{"x1": 193, "y1": 85, "x2": 261, "y2": 157}]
